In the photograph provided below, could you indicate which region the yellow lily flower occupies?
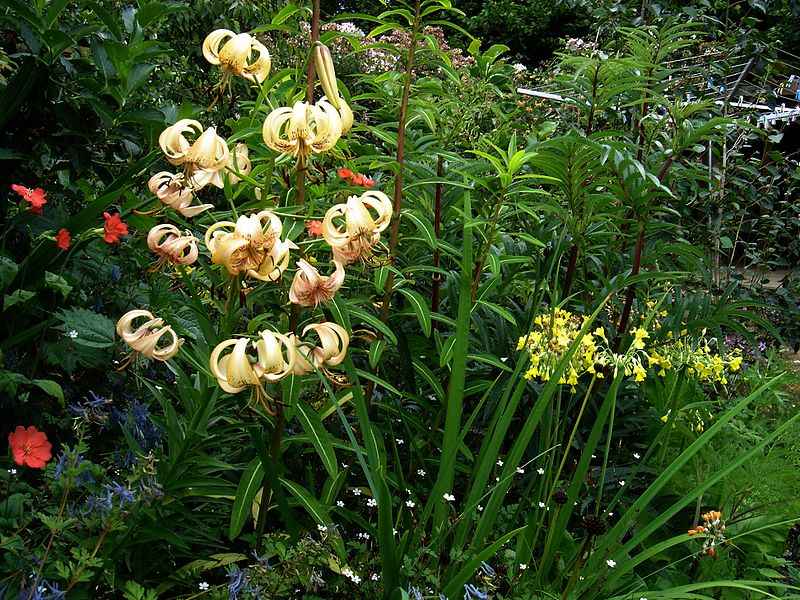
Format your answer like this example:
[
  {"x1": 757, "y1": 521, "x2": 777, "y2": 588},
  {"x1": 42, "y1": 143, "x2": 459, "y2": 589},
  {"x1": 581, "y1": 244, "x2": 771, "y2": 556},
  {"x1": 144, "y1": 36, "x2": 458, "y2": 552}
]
[
  {"x1": 147, "y1": 171, "x2": 214, "y2": 217},
  {"x1": 116, "y1": 309, "x2": 184, "y2": 362},
  {"x1": 262, "y1": 100, "x2": 342, "y2": 158},
  {"x1": 209, "y1": 330, "x2": 297, "y2": 414},
  {"x1": 290, "y1": 322, "x2": 350, "y2": 375},
  {"x1": 322, "y1": 190, "x2": 393, "y2": 265},
  {"x1": 209, "y1": 143, "x2": 252, "y2": 188},
  {"x1": 289, "y1": 259, "x2": 345, "y2": 307},
  {"x1": 203, "y1": 29, "x2": 271, "y2": 83},
  {"x1": 147, "y1": 224, "x2": 199, "y2": 267},
  {"x1": 205, "y1": 210, "x2": 296, "y2": 282},
  {"x1": 159, "y1": 119, "x2": 229, "y2": 189}
]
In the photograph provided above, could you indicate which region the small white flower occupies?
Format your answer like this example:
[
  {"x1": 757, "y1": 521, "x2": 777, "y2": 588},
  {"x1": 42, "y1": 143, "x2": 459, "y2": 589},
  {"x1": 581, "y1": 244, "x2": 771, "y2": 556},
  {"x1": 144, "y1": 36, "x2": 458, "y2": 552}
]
[
  {"x1": 417, "y1": 469, "x2": 426, "y2": 476},
  {"x1": 199, "y1": 582, "x2": 209, "y2": 590},
  {"x1": 406, "y1": 499, "x2": 415, "y2": 508},
  {"x1": 371, "y1": 573, "x2": 380, "y2": 581},
  {"x1": 537, "y1": 467, "x2": 545, "y2": 475},
  {"x1": 8, "y1": 469, "x2": 17, "y2": 475},
  {"x1": 591, "y1": 454, "x2": 596, "y2": 459},
  {"x1": 619, "y1": 480, "x2": 625, "y2": 486},
  {"x1": 606, "y1": 559, "x2": 617, "y2": 568},
  {"x1": 443, "y1": 493, "x2": 455, "y2": 502},
  {"x1": 496, "y1": 459, "x2": 504, "y2": 467},
  {"x1": 341, "y1": 462, "x2": 348, "y2": 468},
  {"x1": 633, "y1": 453, "x2": 641, "y2": 460},
  {"x1": 500, "y1": 356, "x2": 509, "y2": 362},
  {"x1": 352, "y1": 488, "x2": 361, "y2": 496},
  {"x1": 477, "y1": 505, "x2": 484, "y2": 512},
  {"x1": 538, "y1": 501, "x2": 546, "y2": 508},
  {"x1": 367, "y1": 498, "x2": 377, "y2": 507},
  {"x1": 357, "y1": 532, "x2": 370, "y2": 540},
  {"x1": 317, "y1": 524, "x2": 328, "y2": 532},
  {"x1": 393, "y1": 528, "x2": 398, "y2": 535},
  {"x1": 395, "y1": 438, "x2": 404, "y2": 445},
  {"x1": 519, "y1": 563, "x2": 527, "y2": 570},
  {"x1": 516, "y1": 467, "x2": 525, "y2": 474},
  {"x1": 336, "y1": 500, "x2": 345, "y2": 507},
  {"x1": 68, "y1": 330, "x2": 78, "y2": 339},
  {"x1": 608, "y1": 512, "x2": 614, "y2": 517}
]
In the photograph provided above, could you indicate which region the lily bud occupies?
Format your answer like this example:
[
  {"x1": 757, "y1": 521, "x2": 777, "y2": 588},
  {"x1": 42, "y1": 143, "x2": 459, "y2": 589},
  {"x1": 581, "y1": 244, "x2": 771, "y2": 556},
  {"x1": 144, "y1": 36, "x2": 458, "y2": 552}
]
[{"x1": 313, "y1": 42, "x2": 341, "y2": 110}]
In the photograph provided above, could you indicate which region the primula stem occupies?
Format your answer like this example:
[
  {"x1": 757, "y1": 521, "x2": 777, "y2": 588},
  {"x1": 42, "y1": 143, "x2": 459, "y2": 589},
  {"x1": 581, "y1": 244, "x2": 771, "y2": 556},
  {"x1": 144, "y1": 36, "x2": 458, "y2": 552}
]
[{"x1": 657, "y1": 370, "x2": 686, "y2": 467}]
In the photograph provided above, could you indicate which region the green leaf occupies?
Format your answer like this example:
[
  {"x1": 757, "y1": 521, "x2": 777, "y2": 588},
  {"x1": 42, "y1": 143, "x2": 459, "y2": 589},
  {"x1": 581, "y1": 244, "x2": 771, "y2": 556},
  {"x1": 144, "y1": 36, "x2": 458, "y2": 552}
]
[
  {"x1": 368, "y1": 339, "x2": 387, "y2": 368},
  {"x1": 0, "y1": 256, "x2": 19, "y2": 290},
  {"x1": 397, "y1": 288, "x2": 432, "y2": 337},
  {"x1": 271, "y1": 4, "x2": 302, "y2": 24},
  {"x1": 4, "y1": 289, "x2": 34, "y2": 311},
  {"x1": 54, "y1": 307, "x2": 115, "y2": 349},
  {"x1": 295, "y1": 399, "x2": 339, "y2": 479},
  {"x1": 229, "y1": 457, "x2": 264, "y2": 540},
  {"x1": 44, "y1": 272, "x2": 72, "y2": 300},
  {"x1": 30, "y1": 379, "x2": 64, "y2": 406}
]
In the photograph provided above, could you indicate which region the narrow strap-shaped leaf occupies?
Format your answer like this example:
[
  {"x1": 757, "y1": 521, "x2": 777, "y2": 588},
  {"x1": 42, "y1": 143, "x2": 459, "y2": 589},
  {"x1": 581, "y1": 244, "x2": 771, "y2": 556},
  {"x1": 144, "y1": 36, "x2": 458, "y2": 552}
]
[
  {"x1": 294, "y1": 399, "x2": 339, "y2": 479},
  {"x1": 229, "y1": 457, "x2": 264, "y2": 540}
]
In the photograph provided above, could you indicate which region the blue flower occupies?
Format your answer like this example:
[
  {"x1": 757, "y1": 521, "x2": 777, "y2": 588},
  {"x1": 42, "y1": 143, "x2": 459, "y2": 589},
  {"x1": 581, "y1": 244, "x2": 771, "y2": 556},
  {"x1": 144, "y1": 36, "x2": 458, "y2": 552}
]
[
  {"x1": 463, "y1": 584, "x2": 489, "y2": 600},
  {"x1": 480, "y1": 561, "x2": 496, "y2": 577},
  {"x1": 408, "y1": 586, "x2": 424, "y2": 600},
  {"x1": 227, "y1": 567, "x2": 248, "y2": 600},
  {"x1": 18, "y1": 579, "x2": 65, "y2": 600}
]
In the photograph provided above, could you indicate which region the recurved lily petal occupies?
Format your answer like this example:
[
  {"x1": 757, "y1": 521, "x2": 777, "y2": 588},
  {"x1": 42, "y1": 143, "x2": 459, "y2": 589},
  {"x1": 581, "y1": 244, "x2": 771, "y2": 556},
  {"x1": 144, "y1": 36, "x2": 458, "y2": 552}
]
[
  {"x1": 205, "y1": 210, "x2": 291, "y2": 280},
  {"x1": 262, "y1": 100, "x2": 342, "y2": 158},
  {"x1": 203, "y1": 29, "x2": 271, "y2": 83},
  {"x1": 209, "y1": 143, "x2": 252, "y2": 188},
  {"x1": 159, "y1": 120, "x2": 229, "y2": 189},
  {"x1": 252, "y1": 330, "x2": 297, "y2": 382},
  {"x1": 147, "y1": 224, "x2": 199, "y2": 266},
  {"x1": 210, "y1": 338, "x2": 260, "y2": 394},
  {"x1": 147, "y1": 172, "x2": 214, "y2": 217},
  {"x1": 301, "y1": 322, "x2": 350, "y2": 369},
  {"x1": 322, "y1": 190, "x2": 393, "y2": 264},
  {"x1": 289, "y1": 259, "x2": 345, "y2": 306},
  {"x1": 116, "y1": 309, "x2": 184, "y2": 361},
  {"x1": 320, "y1": 95, "x2": 353, "y2": 134}
]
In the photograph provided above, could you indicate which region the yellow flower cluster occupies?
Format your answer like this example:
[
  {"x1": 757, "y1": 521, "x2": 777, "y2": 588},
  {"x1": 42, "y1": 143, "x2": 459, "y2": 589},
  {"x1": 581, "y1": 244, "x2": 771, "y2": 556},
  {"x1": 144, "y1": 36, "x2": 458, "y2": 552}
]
[
  {"x1": 516, "y1": 309, "x2": 609, "y2": 392},
  {"x1": 648, "y1": 334, "x2": 743, "y2": 384},
  {"x1": 518, "y1": 308, "x2": 744, "y2": 392}
]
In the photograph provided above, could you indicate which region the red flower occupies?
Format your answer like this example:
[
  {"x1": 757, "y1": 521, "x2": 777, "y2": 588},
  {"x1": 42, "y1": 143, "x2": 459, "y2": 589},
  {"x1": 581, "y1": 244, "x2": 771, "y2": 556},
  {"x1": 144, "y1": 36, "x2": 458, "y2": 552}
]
[
  {"x1": 337, "y1": 168, "x2": 354, "y2": 179},
  {"x1": 351, "y1": 173, "x2": 366, "y2": 185},
  {"x1": 103, "y1": 212, "x2": 128, "y2": 244},
  {"x1": 8, "y1": 425, "x2": 52, "y2": 469},
  {"x1": 12, "y1": 184, "x2": 48, "y2": 214},
  {"x1": 55, "y1": 228, "x2": 71, "y2": 250},
  {"x1": 363, "y1": 178, "x2": 376, "y2": 188},
  {"x1": 306, "y1": 220, "x2": 323, "y2": 236}
]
